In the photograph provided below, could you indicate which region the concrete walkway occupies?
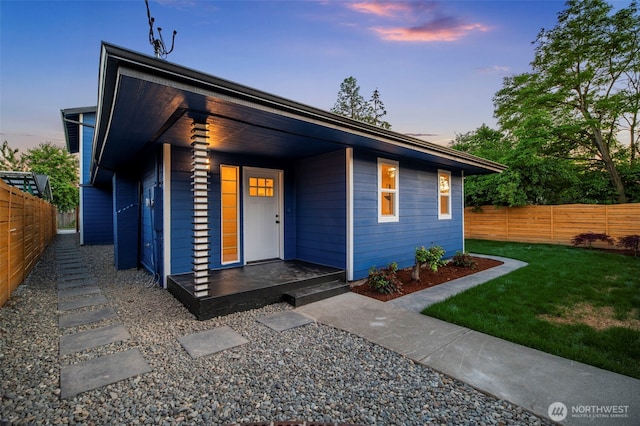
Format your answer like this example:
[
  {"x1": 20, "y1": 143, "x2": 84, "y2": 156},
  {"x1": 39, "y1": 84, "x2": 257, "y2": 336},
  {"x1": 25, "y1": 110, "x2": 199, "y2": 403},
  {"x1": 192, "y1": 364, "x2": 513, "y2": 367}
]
[{"x1": 297, "y1": 255, "x2": 640, "y2": 426}]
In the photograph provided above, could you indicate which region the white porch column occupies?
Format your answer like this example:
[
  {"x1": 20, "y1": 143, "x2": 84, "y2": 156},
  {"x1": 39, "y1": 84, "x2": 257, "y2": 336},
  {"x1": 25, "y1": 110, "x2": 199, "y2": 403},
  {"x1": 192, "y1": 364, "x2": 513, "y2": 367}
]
[{"x1": 190, "y1": 121, "x2": 210, "y2": 297}]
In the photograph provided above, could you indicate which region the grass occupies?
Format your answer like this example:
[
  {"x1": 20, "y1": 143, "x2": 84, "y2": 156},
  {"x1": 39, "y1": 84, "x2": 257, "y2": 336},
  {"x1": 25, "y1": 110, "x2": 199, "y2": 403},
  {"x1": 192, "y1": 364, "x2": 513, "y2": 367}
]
[{"x1": 422, "y1": 240, "x2": 640, "y2": 379}]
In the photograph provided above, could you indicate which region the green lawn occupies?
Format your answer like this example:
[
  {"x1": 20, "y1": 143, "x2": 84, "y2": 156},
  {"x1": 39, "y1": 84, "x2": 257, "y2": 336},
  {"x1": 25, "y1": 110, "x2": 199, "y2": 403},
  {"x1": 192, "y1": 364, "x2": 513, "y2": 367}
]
[{"x1": 422, "y1": 240, "x2": 640, "y2": 379}]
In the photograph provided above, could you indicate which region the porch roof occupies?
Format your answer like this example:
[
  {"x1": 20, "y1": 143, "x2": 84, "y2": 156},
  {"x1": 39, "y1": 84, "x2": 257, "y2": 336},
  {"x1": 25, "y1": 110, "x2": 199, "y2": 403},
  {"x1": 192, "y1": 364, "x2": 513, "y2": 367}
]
[
  {"x1": 91, "y1": 42, "x2": 506, "y2": 185},
  {"x1": 61, "y1": 106, "x2": 96, "y2": 154}
]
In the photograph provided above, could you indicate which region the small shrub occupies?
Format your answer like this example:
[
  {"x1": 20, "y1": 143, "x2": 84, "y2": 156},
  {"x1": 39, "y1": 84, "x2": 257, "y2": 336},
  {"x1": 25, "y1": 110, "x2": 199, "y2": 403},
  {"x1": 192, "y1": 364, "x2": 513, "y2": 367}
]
[
  {"x1": 367, "y1": 262, "x2": 402, "y2": 294},
  {"x1": 617, "y1": 235, "x2": 640, "y2": 256},
  {"x1": 451, "y1": 251, "x2": 477, "y2": 269},
  {"x1": 415, "y1": 245, "x2": 447, "y2": 272},
  {"x1": 570, "y1": 232, "x2": 614, "y2": 249}
]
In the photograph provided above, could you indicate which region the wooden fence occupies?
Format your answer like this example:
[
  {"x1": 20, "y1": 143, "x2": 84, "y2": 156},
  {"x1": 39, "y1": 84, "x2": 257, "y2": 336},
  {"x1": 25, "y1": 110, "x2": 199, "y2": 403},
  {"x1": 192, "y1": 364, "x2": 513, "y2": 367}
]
[
  {"x1": 0, "y1": 179, "x2": 57, "y2": 307},
  {"x1": 464, "y1": 204, "x2": 640, "y2": 249}
]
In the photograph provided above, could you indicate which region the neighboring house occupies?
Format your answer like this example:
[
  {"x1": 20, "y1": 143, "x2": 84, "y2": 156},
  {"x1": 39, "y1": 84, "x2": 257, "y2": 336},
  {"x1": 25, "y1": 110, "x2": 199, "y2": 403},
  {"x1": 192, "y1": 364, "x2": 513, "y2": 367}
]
[
  {"x1": 0, "y1": 171, "x2": 53, "y2": 202},
  {"x1": 61, "y1": 106, "x2": 109, "y2": 245},
  {"x1": 62, "y1": 42, "x2": 505, "y2": 317}
]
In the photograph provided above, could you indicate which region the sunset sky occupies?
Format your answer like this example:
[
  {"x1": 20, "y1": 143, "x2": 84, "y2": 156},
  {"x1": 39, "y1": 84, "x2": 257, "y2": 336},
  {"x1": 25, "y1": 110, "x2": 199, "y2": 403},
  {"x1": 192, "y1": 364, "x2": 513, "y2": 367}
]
[{"x1": 1, "y1": 0, "x2": 618, "y2": 152}]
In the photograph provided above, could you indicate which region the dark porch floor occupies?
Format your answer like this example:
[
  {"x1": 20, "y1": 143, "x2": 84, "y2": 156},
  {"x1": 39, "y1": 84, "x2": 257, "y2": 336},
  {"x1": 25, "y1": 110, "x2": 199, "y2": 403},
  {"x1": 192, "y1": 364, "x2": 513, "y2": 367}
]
[{"x1": 167, "y1": 260, "x2": 348, "y2": 320}]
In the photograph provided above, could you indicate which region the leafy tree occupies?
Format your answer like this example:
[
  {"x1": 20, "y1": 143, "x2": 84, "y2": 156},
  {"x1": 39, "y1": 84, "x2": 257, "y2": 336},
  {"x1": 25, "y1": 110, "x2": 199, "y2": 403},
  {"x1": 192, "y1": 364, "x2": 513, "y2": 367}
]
[
  {"x1": 0, "y1": 140, "x2": 28, "y2": 171},
  {"x1": 451, "y1": 125, "x2": 580, "y2": 206},
  {"x1": 22, "y1": 142, "x2": 79, "y2": 211},
  {"x1": 332, "y1": 76, "x2": 392, "y2": 129},
  {"x1": 494, "y1": 0, "x2": 640, "y2": 204}
]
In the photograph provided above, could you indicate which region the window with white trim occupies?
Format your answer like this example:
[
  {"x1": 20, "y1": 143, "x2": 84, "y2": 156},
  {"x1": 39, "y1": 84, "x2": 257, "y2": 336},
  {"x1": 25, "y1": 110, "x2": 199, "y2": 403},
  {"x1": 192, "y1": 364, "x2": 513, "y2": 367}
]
[
  {"x1": 438, "y1": 170, "x2": 452, "y2": 220},
  {"x1": 378, "y1": 158, "x2": 399, "y2": 222},
  {"x1": 220, "y1": 165, "x2": 239, "y2": 264}
]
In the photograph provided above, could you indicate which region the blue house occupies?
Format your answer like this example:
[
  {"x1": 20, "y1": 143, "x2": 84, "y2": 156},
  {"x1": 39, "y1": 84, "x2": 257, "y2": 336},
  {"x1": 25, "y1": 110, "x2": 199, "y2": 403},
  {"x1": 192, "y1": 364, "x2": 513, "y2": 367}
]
[{"x1": 62, "y1": 43, "x2": 504, "y2": 319}]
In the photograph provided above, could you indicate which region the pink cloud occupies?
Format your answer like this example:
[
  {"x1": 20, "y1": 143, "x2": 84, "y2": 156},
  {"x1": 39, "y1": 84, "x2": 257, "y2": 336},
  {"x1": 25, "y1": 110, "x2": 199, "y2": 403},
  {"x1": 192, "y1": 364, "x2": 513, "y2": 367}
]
[
  {"x1": 348, "y1": 2, "x2": 414, "y2": 17},
  {"x1": 374, "y1": 22, "x2": 489, "y2": 42},
  {"x1": 347, "y1": 1, "x2": 490, "y2": 43}
]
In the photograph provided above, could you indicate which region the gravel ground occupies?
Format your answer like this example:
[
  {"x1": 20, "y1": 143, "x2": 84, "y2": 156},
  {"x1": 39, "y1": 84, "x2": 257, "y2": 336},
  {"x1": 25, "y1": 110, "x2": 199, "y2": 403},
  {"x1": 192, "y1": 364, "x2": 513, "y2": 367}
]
[{"x1": 0, "y1": 235, "x2": 551, "y2": 425}]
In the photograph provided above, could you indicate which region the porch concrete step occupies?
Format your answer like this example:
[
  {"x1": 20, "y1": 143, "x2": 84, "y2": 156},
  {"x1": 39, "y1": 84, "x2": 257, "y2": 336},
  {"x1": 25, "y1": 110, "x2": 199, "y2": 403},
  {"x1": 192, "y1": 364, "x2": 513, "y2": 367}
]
[{"x1": 283, "y1": 280, "x2": 351, "y2": 307}]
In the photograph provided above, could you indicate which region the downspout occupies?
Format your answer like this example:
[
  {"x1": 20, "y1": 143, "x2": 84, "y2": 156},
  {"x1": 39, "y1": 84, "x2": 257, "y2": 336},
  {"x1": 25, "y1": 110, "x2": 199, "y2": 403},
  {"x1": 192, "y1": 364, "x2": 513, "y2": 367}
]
[
  {"x1": 461, "y1": 170, "x2": 465, "y2": 253},
  {"x1": 78, "y1": 114, "x2": 85, "y2": 245},
  {"x1": 162, "y1": 143, "x2": 171, "y2": 288}
]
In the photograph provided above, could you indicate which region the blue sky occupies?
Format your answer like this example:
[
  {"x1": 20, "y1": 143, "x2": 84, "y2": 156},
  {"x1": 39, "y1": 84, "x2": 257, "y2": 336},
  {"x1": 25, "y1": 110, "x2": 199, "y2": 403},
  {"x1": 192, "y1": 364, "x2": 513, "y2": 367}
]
[{"x1": 0, "y1": 0, "x2": 590, "y2": 151}]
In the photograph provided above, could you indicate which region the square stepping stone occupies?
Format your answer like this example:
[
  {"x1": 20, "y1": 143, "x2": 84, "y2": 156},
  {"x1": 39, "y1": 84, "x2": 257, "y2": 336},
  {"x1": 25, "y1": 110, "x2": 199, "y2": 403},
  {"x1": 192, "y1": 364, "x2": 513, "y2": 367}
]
[
  {"x1": 58, "y1": 272, "x2": 94, "y2": 281},
  {"x1": 57, "y1": 260, "x2": 84, "y2": 267},
  {"x1": 58, "y1": 286, "x2": 101, "y2": 299},
  {"x1": 58, "y1": 268, "x2": 89, "y2": 277},
  {"x1": 256, "y1": 311, "x2": 314, "y2": 332},
  {"x1": 57, "y1": 278, "x2": 96, "y2": 290},
  {"x1": 58, "y1": 293, "x2": 108, "y2": 311},
  {"x1": 56, "y1": 255, "x2": 82, "y2": 263},
  {"x1": 177, "y1": 326, "x2": 248, "y2": 359},
  {"x1": 59, "y1": 323, "x2": 131, "y2": 355},
  {"x1": 59, "y1": 307, "x2": 117, "y2": 329},
  {"x1": 59, "y1": 349, "x2": 152, "y2": 399}
]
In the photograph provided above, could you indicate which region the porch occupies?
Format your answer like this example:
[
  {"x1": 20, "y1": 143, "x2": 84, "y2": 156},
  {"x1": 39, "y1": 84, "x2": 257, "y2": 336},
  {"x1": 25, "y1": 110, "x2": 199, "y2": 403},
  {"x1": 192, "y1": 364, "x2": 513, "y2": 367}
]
[{"x1": 167, "y1": 260, "x2": 349, "y2": 320}]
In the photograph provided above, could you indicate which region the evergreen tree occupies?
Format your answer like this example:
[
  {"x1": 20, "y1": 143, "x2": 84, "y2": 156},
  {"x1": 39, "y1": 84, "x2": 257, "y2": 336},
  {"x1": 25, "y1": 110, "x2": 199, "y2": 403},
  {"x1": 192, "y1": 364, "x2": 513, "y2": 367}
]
[
  {"x1": 332, "y1": 77, "x2": 392, "y2": 129},
  {"x1": 331, "y1": 76, "x2": 368, "y2": 121},
  {"x1": 367, "y1": 89, "x2": 391, "y2": 129}
]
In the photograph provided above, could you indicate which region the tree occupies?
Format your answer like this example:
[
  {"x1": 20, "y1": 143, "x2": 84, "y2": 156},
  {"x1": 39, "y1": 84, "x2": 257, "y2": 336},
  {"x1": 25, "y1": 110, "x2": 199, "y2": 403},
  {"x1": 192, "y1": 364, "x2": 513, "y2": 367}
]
[
  {"x1": 451, "y1": 125, "x2": 580, "y2": 206},
  {"x1": 331, "y1": 76, "x2": 368, "y2": 121},
  {"x1": 494, "y1": 0, "x2": 640, "y2": 204},
  {"x1": 22, "y1": 142, "x2": 79, "y2": 212},
  {"x1": 332, "y1": 76, "x2": 392, "y2": 129},
  {"x1": 366, "y1": 89, "x2": 391, "y2": 129},
  {"x1": 0, "y1": 140, "x2": 28, "y2": 171}
]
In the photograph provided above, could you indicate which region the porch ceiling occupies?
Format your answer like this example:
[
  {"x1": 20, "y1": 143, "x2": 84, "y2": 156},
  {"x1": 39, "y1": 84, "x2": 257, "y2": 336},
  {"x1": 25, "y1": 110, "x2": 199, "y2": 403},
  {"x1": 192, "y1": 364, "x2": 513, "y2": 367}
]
[
  {"x1": 92, "y1": 42, "x2": 506, "y2": 184},
  {"x1": 107, "y1": 75, "x2": 348, "y2": 159}
]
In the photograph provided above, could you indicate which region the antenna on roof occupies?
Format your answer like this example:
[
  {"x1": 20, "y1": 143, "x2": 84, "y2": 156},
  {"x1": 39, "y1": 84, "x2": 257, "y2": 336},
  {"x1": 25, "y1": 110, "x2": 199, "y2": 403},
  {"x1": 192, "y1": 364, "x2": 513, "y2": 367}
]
[{"x1": 145, "y1": 0, "x2": 177, "y2": 59}]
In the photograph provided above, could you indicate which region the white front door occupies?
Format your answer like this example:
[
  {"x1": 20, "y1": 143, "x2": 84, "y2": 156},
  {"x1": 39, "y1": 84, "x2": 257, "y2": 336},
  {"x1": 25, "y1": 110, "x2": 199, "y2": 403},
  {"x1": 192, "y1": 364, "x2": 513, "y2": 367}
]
[{"x1": 243, "y1": 167, "x2": 283, "y2": 263}]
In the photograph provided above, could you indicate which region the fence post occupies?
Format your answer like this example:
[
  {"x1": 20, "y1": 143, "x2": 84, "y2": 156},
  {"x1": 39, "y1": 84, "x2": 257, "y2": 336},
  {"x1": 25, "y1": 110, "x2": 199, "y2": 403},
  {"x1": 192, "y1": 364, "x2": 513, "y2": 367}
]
[{"x1": 506, "y1": 207, "x2": 510, "y2": 241}]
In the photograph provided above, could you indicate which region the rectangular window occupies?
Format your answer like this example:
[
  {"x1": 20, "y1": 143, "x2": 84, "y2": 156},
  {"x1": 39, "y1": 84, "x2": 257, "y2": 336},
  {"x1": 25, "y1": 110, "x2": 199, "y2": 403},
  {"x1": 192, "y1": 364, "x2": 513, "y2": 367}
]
[
  {"x1": 220, "y1": 165, "x2": 239, "y2": 264},
  {"x1": 438, "y1": 170, "x2": 452, "y2": 220},
  {"x1": 378, "y1": 159, "x2": 399, "y2": 222}
]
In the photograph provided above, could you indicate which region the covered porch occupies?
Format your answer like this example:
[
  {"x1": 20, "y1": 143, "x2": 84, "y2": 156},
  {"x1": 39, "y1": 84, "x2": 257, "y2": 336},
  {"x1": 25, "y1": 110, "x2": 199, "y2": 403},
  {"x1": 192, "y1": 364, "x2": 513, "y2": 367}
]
[{"x1": 167, "y1": 260, "x2": 348, "y2": 320}]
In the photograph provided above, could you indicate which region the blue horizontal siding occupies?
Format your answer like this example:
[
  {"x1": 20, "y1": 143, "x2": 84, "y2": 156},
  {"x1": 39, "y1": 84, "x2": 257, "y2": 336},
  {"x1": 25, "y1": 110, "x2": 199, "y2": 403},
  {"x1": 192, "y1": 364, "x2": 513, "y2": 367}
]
[
  {"x1": 113, "y1": 173, "x2": 139, "y2": 270},
  {"x1": 81, "y1": 186, "x2": 113, "y2": 245},
  {"x1": 295, "y1": 150, "x2": 346, "y2": 269},
  {"x1": 352, "y1": 150, "x2": 463, "y2": 280},
  {"x1": 169, "y1": 147, "x2": 297, "y2": 275}
]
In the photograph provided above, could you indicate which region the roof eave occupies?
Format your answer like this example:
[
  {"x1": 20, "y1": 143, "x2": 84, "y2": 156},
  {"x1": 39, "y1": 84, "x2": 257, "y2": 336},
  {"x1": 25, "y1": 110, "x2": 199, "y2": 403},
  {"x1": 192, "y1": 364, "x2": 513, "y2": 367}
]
[{"x1": 93, "y1": 42, "x2": 506, "y2": 179}]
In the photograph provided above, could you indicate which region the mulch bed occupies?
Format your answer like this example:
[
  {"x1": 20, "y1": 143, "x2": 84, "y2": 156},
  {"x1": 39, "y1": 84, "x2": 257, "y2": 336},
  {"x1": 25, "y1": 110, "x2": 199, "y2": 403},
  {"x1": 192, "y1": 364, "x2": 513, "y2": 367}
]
[{"x1": 351, "y1": 256, "x2": 503, "y2": 302}]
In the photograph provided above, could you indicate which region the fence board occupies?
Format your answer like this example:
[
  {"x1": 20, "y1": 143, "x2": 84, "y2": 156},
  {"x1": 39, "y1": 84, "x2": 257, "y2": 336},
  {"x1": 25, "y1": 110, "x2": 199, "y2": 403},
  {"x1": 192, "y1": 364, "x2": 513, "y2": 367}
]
[
  {"x1": 0, "y1": 180, "x2": 56, "y2": 307},
  {"x1": 465, "y1": 204, "x2": 640, "y2": 249}
]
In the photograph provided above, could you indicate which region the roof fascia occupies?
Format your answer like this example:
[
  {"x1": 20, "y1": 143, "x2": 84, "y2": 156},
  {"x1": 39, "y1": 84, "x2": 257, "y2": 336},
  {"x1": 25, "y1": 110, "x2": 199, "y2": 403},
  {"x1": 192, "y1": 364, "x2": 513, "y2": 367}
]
[
  {"x1": 61, "y1": 106, "x2": 96, "y2": 153},
  {"x1": 95, "y1": 42, "x2": 506, "y2": 175}
]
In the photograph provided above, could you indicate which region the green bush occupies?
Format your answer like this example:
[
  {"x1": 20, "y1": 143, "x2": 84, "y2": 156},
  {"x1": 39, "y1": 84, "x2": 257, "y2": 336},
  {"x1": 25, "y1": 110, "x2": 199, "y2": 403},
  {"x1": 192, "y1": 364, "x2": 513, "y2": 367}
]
[
  {"x1": 415, "y1": 245, "x2": 447, "y2": 272},
  {"x1": 367, "y1": 262, "x2": 402, "y2": 294},
  {"x1": 451, "y1": 251, "x2": 477, "y2": 269}
]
